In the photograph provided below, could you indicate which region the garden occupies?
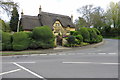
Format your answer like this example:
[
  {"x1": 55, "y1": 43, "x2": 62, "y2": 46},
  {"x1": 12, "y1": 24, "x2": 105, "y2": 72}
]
[{"x1": 1, "y1": 25, "x2": 103, "y2": 51}]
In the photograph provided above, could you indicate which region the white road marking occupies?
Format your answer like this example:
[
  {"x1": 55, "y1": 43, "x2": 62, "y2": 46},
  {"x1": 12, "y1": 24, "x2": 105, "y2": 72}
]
[
  {"x1": 39, "y1": 54, "x2": 47, "y2": 56},
  {"x1": 59, "y1": 53, "x2": 66, "y2": 55},
  {"x1": 1, "y1": 62, "x2": 35, "y2": 64},
  {"x1": 11, "y1": 62, "x2": 36, "y2": 64},
  {"x1": 63, "y1": 62, "x2": 92, "y2": 64},
  {"x1": 98, "y1": 53, "x2": 106, "y2": 54},
  {"x1": 0, "y1": 69, "x2": 21, "y2": 76},
  {"x1": 108, "y1": 53, "x2": 117, "y2": 55},
  {"x1": 13, "y1": 62, "x2": 45, "y2": 79},
  {"x1": 62, "y1": 62, "x2": 119, "y2": 65},
  {"x1": 49, "y1": 54, "x2": 56, "y2": 55},
  {"x1": 101, "y1": 63, "x2": 119, "y2": 65}
]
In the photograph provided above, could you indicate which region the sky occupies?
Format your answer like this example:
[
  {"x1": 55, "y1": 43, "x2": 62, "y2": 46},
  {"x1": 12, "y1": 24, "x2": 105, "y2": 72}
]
[{"x1": 1, "y1": 0, "x2": 119, "y2": 22}]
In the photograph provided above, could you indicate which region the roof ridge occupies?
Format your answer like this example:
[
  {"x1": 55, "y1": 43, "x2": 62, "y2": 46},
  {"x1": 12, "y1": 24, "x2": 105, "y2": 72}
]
[{"x1": 41, "y1": 12, "x2": 70, "y2": 18}]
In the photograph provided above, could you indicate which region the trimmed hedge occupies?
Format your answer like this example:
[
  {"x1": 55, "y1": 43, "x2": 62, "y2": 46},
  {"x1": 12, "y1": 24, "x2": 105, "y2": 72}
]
[
  {"x1": 12, "y1": 32, "x2": 30, "y2": 50},
  {"x1": 75, "y1": 35, "x2": 83, "y2": 42},
  {"x1": 78, "y1": 27, "x2": 90, "y2": 42},
  {"x1": 96, "y1": 35, "x2": 103, "y2": 43},
  {"x1": 31, "y1": 26, "x2": 54, "y2": 49},
  {"x1": 2, "y1": 31, "x2": 12, "y2": 50},
  {"x1": 93, "y1": 28, "x2": 101, "y2": 35},
  {"x1": 87, "y1": 28, "x2": 97, "y2": 43},
  {"x1": 67, "y1": 35, "x2": 76, "y2": 44}
]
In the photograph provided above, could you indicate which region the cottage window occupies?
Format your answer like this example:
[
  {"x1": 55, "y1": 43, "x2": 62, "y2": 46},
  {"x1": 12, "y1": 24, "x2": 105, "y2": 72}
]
[{"x1": 56, "y1": 23, "x2": 60, "y2": 26}]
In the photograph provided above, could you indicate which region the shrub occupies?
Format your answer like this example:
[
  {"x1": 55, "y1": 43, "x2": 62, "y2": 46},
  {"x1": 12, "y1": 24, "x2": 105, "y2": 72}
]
[
  {"x1": 75, "y1": 35, "x2": 83, "y2": 42},
  {"x1": 32, "y1": 26, "x2": 54, "y2": 41},
  {"x1": 70, "y1": 31, "x2": 79, "y2": 35},
  {"x1": 87, "y1": 28, "x2": 97, "y2": 43},
  {"x1": 32, "y1": 26, "x2": 54, "y2": 49},
  {"x1": 96, "y1": 35, "x2": 103, "y2": 43},
  {"x1": 93, "y1": 28, "x2": 101, "y2": 35},
  {"x1": 12, "y1": 32, "x2": 30, "y2": 50},
  {"x1": 29, "y1": 39, "x2": 39, "y2": 49},
  {"x1": 78, "y1": 27, "x2": 90, "y2": 42},
  {"x1": 2, "y1": 31, "x2": 12, "y2": 50},
  {"x1": 67, "y1": 35, "x2": 76, "y2": 44}
]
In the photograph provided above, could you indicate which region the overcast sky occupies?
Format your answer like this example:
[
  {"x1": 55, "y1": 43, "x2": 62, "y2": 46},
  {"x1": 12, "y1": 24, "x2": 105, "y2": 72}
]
[{"x1": 1, "y1": 0, "x2": 119, "y2": 22}]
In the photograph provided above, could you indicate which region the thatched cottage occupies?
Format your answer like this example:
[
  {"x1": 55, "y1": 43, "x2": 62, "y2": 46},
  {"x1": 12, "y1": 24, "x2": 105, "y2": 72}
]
[{"x1": 20, "y1": 6, "x2": 75, "y2": 45}]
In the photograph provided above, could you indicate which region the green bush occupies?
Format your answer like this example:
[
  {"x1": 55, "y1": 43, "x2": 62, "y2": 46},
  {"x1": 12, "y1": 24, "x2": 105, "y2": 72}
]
[
  {"x1": 32, "y1": 26, "x2": 54, "y2": 49},
  {"x1": 96, "y1": 35, "x2": 103, "y2": 43},
  {"x1": 32, "y1": 26, "x2": 54, "y2": 41},
  {"x1": 70, "y1": 31, "x2": 78, "y2": 35},
  {"x1": 67, "y1": 36, "x2": 76, "y2": 44},
  {"x1": 78, "y1": 27, "x2": 90, "y2": 42},
  {"x1": 75, "y1": 35, "x2": 83, "y2": 42},
  {"x1": 12, "y1": 32, "x2": 30, "y2": 50},
  {"x1": 93, "y1": 28, "x2": 101, "y2": 35},
  {"x1": 2, "y1": 31, "x2": 12, "y2": 50},
  {"x1": 87, "y1": 28, "x2": 97, "y2": 43}
]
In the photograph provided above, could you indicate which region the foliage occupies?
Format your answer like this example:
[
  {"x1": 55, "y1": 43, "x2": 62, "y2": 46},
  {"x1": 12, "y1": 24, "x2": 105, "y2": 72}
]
[
  {"x1": 10, "y1": 7, "x2": 19, "y2": 32},
  {"x1": 106, "y1": 2, "x2": 120, "y2": 28},
  {"x1": 81, "y1": 42, "x2": 89, "y2": 46},
  {"x1": 96, "y1": 35, "x2": 103, "y2": 43},
  {"x1": 78, "y1": 27, "x2": 90, "y2": 42},
  {"x1": 87, "y1": 28, "x2": 98, "y2": 43},
  {"x1": 12, "y1": 32, "x2": 30, "y2": 50},
  {"x1": 0, "y1": 19, "x2": 10, "y2": 32},
  {"x1": 32, "y1": 26, "x2": 54, "y2": 49},
  {"x1": 0, "y1": 0, "x2": 18, "y2": 16},
  {"x1": 75, "y1": 17, "x2": 88, "y2": 29},
  {"x1": 92, "y1": 28, "x2": 101, "y2": 35},
  {"x1": 70, "y1": 31, "x2": 78, "y2": 35},
  {"x1": 0, "y1": 19, "x2": 6, "y2": 32},
  {"x1": 66, "y1": 35, "x2": 76, "y2": 44},
  {"x1": 2, "y1": 31, "x2": 12, "y2": 50},
  {"x1": 75, "y1": 35, "x2": 83, "y2": 42}
]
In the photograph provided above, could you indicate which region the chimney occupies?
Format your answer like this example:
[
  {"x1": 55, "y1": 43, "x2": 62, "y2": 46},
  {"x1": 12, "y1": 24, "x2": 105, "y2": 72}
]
[
  {"x1": 71, "y1": 14, "x2": 73, "y2": 22},
  {"x1": 39, "y1": 5, "x2": 42, "y2": 14},
  {"x1": 21, "y1": 9, "x2": 24, "y2": 17}
]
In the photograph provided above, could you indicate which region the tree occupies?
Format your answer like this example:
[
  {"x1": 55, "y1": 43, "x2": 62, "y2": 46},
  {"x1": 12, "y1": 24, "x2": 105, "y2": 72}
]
[
  {"x1": 10, "y1": 7, "x2": 19, "y2": 32},
  {"x1": 90, "y1": 7, "x2": 105, "y2": 30},
  {"x1": 0, "y1": 0, "x2": 18, "y2": 16},
  {"x1": 106, "y1": 2, "x2": 119, "y2": 28},
  {"x1": 75, "y1": 17, "x2": 88, "y2": 30},
  {"x1": 77, "y1": 5, "x2": 94, "y2": 27}
]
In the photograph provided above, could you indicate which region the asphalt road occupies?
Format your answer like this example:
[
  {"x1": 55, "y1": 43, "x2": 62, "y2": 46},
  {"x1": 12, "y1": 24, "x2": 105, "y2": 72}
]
[{"x1": 1, "y1": 39, "x2": 119, "y2": 79}]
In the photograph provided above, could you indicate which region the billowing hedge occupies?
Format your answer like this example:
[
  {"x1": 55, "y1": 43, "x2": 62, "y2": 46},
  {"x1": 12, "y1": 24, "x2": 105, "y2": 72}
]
[
  {"x1": 12, "y1": 32, "x2": 30, "y2": 50},
  {"x1": 87, "y1": 28, "x2": 97, "y2": 43},
  {"x1": 78, "y1": 27, "x2": 90, "y2": 42},
  {"x1": 2, "y1": 31, "x2": 12, "y2": 50},
  {"x1": 31, "y1": 26, "x2": 54, "y2": 49}
]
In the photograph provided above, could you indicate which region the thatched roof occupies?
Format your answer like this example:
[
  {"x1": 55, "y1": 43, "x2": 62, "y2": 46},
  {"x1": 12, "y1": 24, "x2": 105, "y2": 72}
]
[{"x1": 20, "y1": 12, "x2": 75, "y2": 30}]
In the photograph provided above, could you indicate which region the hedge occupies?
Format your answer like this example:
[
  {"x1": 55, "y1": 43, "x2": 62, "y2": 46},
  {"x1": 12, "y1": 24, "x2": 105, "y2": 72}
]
[
  {"x1": 2, "y1": 31, "x2": 12, "y2": 50},
  {"x1": 31, "y1": 26, "x2": 54, "y2": 49},
  {"x1": 75, "y1": 35, "x2": 83, "y2": 42},
  {"x1": 96, "y1": 35, "x2": 103, "y2": 43},
  {"x1": 87, "y1": 28, "x2": 97, "y2": 43},
  {"x1": 78, "y1": 27, "x2": 90, "y2": 42},
  {"x1": 12, "y1": 32, "x2": 30, "y2": 50}
]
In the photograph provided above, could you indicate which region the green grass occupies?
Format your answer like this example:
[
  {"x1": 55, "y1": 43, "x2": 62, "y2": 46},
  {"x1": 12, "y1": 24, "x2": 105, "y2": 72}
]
[
  {"x1": 1, "y1": 52, "x2": 29, "y2": 55},
  {"x1": 103, "y1": 36, "x2": 120, "y2": 39}
]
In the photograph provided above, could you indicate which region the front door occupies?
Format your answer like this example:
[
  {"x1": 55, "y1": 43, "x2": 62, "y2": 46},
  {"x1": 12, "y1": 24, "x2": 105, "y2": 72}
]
[{"x1": 56, "y1": 36, "x2": 62, "y2": 46}]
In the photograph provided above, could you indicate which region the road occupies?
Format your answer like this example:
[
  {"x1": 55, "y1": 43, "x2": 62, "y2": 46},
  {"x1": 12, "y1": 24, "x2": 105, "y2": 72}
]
[{"x1": 1, "y1": 39, "x2": 119, "y2": 80}]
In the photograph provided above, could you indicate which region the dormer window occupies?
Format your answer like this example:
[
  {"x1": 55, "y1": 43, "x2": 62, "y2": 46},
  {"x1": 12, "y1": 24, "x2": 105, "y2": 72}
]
[{"x1": 56, "y1": 23, "x2": 60, "y2": 26}]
